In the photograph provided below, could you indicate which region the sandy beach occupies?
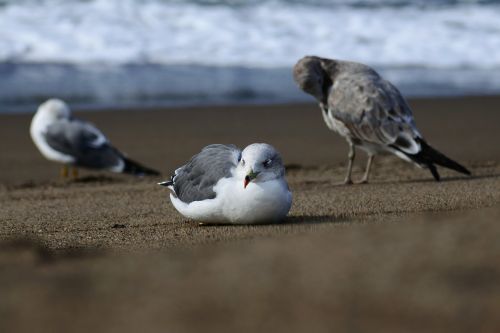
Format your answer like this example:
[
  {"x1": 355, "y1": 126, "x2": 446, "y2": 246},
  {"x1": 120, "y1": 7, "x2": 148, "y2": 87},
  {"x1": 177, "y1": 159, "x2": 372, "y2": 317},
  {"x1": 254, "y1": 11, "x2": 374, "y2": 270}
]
[{"x1": 1, "y1": 96, "x2": 500, "y2": 332}]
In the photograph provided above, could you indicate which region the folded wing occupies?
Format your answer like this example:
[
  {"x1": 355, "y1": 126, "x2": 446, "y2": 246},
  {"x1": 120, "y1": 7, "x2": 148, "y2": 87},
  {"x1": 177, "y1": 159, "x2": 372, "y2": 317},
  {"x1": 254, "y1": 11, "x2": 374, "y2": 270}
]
[
  {"x1": 328, "y1": 73, "x2": 421, "y2": 155},
  {"x1": 43, "y1": 119, "x2": 124, "y2": 171},
  {"x1": 170, "y1": 144, "x2": 241, "y2": 203}
]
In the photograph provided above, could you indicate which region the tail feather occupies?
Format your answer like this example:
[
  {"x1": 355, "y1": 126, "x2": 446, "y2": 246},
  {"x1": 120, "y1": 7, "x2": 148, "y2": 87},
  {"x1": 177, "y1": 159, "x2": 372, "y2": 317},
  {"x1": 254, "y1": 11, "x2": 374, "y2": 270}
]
[
  {"x1": 403, "y1": 138, "x2": 471, "y2": 181},
  {"x1": 428, "y1": 163, "x2": 440, "y2": 182},
  {"x1": 122, "y1": 157, "x2": 160, "y2": 176},
  {"x1": 158, "y1": 179, "x2": 173, "y2": 187}
]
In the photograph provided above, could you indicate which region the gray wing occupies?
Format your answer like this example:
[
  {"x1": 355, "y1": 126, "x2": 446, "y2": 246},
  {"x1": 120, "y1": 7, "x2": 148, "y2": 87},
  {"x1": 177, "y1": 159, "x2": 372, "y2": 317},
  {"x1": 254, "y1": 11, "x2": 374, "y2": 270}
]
[
  {"x1": 171, "y1": 144, "x2": 241, "y2": 203},
  {"x1": 328, "y1": 71, "x2": 422, "y2": 154},
  {"x1": 43, "y1": 118, "x2": 123, "y2": 169}
]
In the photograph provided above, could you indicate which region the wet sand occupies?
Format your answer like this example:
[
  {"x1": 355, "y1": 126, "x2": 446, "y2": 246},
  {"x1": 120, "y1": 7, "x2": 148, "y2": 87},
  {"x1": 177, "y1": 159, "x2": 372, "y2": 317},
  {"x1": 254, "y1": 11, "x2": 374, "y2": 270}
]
[{"x1": 1, "y1": 96, "x2": 499, "y2": 332}]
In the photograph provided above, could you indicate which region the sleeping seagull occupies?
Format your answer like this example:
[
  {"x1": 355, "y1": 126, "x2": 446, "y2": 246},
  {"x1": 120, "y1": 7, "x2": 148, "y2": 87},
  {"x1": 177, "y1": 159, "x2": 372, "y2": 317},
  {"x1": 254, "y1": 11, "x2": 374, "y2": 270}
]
[
  {"x1": 159, "y1": 143, "x2": 292, "y2": 224},
  {"x1": 30, "y1": 99, "x2": 160, "y2": 178},
  {"x1": 293, "y1": 56, "x2": 471, "y2": 184}
]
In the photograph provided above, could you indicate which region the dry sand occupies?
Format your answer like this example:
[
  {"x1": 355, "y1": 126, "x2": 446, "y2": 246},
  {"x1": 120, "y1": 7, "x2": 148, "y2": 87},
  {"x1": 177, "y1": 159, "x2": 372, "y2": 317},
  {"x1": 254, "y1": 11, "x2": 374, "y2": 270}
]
[{"x1": 1, "y1": 96, "x2": 499, "y2": 332}]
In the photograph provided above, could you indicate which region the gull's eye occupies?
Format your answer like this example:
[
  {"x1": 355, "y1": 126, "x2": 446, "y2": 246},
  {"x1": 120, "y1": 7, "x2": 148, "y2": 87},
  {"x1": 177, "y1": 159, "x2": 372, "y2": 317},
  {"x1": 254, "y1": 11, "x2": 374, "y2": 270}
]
[
  {"x1": 237, "y1": 154, "x2": 242, "y2": 162},
  {"x1": 241, "y1": 159, "x2": 245, "y2": 166},
  {"x1": 263, "y1": 159, "x2": 272, "y2": 168}
]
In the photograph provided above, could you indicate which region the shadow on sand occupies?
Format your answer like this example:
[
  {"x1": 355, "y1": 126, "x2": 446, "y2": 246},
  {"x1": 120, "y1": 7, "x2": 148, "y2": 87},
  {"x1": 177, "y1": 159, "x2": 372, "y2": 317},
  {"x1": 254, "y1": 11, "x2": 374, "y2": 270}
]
[
  {"x1": 297, "y1": 172, "x2": 500, "y2": 188},
  {"x1": 387, "y1": 172, "x2": 500, "y2": 186},
  {"x1": 196, "y1": 214, "x2": 347, "y2": 227}
]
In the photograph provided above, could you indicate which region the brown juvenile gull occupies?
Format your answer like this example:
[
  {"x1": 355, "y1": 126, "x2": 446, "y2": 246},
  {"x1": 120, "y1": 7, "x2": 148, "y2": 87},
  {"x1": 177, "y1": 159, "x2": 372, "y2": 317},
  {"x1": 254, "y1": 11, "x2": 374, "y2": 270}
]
[
  {"x1": 293, "y1": 56, "x2": 471, "y2": 184},
  {"x1": 30, "y1": 99, "x2": 160, "y2": 178}
]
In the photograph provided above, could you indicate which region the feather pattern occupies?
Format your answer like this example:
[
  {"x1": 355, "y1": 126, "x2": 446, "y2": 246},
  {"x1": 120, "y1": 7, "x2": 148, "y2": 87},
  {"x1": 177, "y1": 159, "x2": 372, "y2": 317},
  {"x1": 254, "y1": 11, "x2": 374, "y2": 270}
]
[
  {"x1": 169, "y1": 144, "x2": 241, "y2": 203},
  {"x1": 326, "y1": 65, "x2": 421, "y2": 154},
  {"x1": 293, "y1": 56, "x2": 471, "y2": 181}
]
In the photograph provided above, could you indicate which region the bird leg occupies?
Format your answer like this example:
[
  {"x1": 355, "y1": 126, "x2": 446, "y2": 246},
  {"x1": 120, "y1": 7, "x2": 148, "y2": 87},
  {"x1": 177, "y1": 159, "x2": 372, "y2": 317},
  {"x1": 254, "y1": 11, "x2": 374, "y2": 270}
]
[
  {"x1": 71, "y1": 167, "x2": 79, "y2": 180},
  {"x1": 60, "y1": 165, "x2": 69, "y2": 179},
  {"x1": 356, "y1": 155, "x2": 374, "y2": 184},
  {"x1": 343, "y1": 143, "x2": 355, "y2": 185}
]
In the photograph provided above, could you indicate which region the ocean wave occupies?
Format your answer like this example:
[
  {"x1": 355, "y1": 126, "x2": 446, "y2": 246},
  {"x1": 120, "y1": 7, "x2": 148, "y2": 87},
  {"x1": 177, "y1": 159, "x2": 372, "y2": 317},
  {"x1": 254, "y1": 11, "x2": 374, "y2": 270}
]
[{"x1": 1, "y1": 0, "x2": 500, "y2": 68}]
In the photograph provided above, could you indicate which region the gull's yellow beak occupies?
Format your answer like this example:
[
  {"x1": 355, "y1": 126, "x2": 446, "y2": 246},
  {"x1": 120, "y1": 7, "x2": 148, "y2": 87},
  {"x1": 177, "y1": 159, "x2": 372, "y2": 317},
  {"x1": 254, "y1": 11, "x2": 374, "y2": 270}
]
[{"x1": 244, "y1": 170, "x2": 260, "y2": 189}]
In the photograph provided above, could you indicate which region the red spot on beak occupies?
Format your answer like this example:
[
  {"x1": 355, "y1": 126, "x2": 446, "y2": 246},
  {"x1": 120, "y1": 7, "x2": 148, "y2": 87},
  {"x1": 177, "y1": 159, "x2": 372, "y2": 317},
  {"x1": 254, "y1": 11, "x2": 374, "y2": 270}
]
[{"x1": 244, "y1": 176, "x2": 250, "y2": 189}]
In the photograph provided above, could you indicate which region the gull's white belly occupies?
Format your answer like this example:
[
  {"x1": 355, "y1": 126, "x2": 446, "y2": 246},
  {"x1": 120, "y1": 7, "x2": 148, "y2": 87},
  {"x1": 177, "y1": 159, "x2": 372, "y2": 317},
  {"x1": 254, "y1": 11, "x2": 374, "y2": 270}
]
[
  {"x1": 30, "y1": 120, "x2": 75, "y2": 164},
  {"x1": 322, "y1": 108, "x2": 389, "y2": 156},
  {"x1": 322, "y1": 109, "x2": 351, "y2": 139},
  {"x1": 169, "y1": 177, "x2": 292, "y2": 224}
]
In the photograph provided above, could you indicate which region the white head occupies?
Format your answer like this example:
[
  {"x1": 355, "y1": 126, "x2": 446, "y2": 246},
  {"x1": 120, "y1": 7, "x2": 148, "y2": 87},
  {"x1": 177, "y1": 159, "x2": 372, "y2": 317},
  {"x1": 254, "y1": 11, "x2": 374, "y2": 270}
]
[
  {"x1": 36, "y1": 98, "x2": 72, "y2": 121},
  {"x1": 236, "y1": 143, "x2": 285, "y2": 188}
]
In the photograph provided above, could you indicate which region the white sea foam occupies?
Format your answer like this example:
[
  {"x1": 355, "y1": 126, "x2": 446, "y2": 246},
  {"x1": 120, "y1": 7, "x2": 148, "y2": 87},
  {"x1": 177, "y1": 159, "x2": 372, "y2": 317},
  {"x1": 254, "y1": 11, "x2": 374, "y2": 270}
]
[
  {"x1": 1, "y1": 0, "x2": 500, "y2": 69},
  {"x1": 1, "y1": 0, "x2": 500, "y2": 112}
]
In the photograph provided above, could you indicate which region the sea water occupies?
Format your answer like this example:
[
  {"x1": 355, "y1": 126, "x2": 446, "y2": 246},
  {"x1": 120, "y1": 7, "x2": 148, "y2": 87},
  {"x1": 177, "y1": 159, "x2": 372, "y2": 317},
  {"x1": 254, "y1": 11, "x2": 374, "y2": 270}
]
[{"x1": 1, "y1": 0, "x2": 499, "y2": 112}]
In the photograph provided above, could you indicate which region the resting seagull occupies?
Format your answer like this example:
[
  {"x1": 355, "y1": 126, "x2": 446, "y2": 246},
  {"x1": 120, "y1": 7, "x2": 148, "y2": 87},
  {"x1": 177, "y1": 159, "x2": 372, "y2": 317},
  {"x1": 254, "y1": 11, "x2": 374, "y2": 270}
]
[
  {"x1": 159, "y1": 143, "x2": 292, "y2": 224},
  {"x1": 30, "y1": 99, "x2": 160, "y2": 178},
  {"x1": 293, "y1": 56, "x2": 471, "y2": 184}
]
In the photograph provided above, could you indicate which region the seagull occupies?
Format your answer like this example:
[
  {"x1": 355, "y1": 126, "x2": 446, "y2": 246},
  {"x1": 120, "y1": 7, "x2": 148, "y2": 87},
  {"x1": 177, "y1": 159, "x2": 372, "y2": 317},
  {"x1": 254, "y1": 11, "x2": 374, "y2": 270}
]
[
  {"x1": 293, "y1": 56, "x2": 471, "y2": 184},
  {"x1": 159, "y1": 143, "x2": 292, "y2": 224},
  {"x1": 30, "y1": 99, "x2": 160, "y2": 178}
]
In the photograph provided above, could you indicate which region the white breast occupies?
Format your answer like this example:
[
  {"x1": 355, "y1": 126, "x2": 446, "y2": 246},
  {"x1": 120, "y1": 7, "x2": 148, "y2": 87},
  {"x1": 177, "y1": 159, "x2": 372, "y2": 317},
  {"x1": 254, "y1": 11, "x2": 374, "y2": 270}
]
[
  {"x1": 169, "y1": 177, "x2": 292, "y2": 224},
  {"x1": 322, "y1": 108, "x2": 351, "y2": 139},
  {"x1": 30, "y1": 114, "x2": 75, "y2": 164},
  {"x1": 322, "y1": 108, "x2": 391, "y2": 156}
]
